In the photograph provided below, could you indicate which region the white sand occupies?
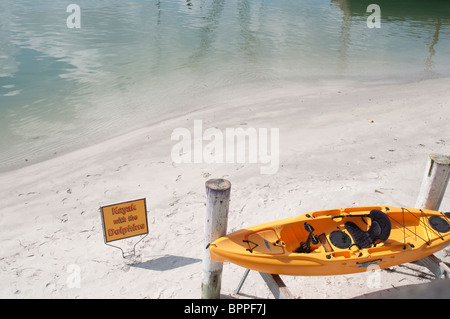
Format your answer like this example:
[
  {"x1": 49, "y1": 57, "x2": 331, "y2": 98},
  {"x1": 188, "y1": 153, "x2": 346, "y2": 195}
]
[{"x1": 0, "y1": 78, "x2": 449, "y2": 299}]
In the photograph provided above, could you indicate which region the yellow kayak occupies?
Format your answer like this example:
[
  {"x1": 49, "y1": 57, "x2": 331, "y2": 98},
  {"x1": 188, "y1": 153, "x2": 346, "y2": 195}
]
[{"x1": 209, "y1": 206, "x2": 450, "y2": 276}]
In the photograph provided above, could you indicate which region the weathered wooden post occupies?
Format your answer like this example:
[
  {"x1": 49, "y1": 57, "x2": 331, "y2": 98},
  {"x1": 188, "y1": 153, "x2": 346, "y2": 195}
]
[
  {"x1": 201, "y1": 178, "x2": 231, "y2": 299},
  {"x1": 415, "y1": 154, "x2": 450, "y2": 210},
  {"x1": 413, "y1": 154, "x2": 450, "y2": 279}
]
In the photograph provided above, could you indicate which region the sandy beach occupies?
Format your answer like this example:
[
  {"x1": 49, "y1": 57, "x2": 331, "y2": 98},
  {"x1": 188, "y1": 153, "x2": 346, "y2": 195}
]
[{"x1": 0, "y1": 77, "x2": 449, "y2": 299}]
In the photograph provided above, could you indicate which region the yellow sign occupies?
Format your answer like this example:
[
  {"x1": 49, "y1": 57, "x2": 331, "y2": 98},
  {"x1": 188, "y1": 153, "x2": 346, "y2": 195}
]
[{"x1": 100, "y1": 198, "x2": 148, "y2": 243}]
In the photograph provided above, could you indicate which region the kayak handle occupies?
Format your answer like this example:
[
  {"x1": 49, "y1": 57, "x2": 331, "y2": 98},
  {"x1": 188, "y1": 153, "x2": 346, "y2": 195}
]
[{"x1": 331, "y1": 214, "x2": 370, "y2": 219}]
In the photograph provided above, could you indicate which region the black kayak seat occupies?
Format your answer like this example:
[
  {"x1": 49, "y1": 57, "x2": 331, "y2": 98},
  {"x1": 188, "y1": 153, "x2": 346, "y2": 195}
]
[{"x1": 345, "y1": 209, "x2": 391, "y2": 249}]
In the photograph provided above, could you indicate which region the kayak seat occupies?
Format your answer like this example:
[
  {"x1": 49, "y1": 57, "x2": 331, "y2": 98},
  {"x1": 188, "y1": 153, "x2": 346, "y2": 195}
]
[{"x1": 345, "y1": 210, "x2": 391, "y2": 249}]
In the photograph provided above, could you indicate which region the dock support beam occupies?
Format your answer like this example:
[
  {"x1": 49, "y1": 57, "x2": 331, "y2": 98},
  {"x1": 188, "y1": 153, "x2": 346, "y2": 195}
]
[
  {"x1": 201, "y1": 179, "x2": 231, "y2": 299},
  {"x1": 234, "y1": 269, "x2": 294, "y2": 299},
  {"x1": 413, "y1": 255, "x2": 445, "y2": 279},
  {"x1": 259, "y1": 272, "x2": 295, "y2": 299}
]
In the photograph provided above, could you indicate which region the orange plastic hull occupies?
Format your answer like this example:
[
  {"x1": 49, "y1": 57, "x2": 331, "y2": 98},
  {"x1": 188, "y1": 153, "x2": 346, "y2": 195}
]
[{"x1": 209, "y1": 206, "x2": 450, "y2": 276}]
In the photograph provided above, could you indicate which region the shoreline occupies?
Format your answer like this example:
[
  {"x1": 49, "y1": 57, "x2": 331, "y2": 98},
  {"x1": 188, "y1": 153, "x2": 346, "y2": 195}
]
[
  {"x1": 1, "y1": 77, "x2": 449, "y2": 298},
  {"x1": 1, "y1": 72, "x2": 447, "y2": 174}
]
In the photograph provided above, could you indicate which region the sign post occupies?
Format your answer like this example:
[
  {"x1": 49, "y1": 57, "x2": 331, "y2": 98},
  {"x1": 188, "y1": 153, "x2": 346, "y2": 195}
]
[{"x1": 100, "y1": 198, "x2": 148, "y2": 257}]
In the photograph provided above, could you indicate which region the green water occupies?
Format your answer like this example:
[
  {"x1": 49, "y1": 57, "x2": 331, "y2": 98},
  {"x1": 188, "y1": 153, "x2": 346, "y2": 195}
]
[{"x1": 1, "y1": 0, "x2": 449, "y2": 171}]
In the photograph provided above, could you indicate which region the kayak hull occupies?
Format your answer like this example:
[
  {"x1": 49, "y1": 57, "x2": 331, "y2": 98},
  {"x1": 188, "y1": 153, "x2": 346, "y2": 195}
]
[{"x1": 209, "y1": 206, "x2": 450, "y2": 276}]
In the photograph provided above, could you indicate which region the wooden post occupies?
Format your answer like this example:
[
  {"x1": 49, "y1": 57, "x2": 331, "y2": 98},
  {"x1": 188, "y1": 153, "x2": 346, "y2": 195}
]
[
  {"x1": 415, "y1": 154, "x2": 450, "y2": 211},
  {"x1": 201, "y1": 178, "x2": 231, "y2": 299},
  {"x1": 412, "y1": 154, "x2": 450, "y2": 279}
]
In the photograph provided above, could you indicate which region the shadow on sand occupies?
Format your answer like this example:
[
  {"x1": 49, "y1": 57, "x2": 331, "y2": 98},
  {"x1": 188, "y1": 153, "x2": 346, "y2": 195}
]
[{"x1": 132, "y1": 255, "x2": 201, "y2": 272}]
